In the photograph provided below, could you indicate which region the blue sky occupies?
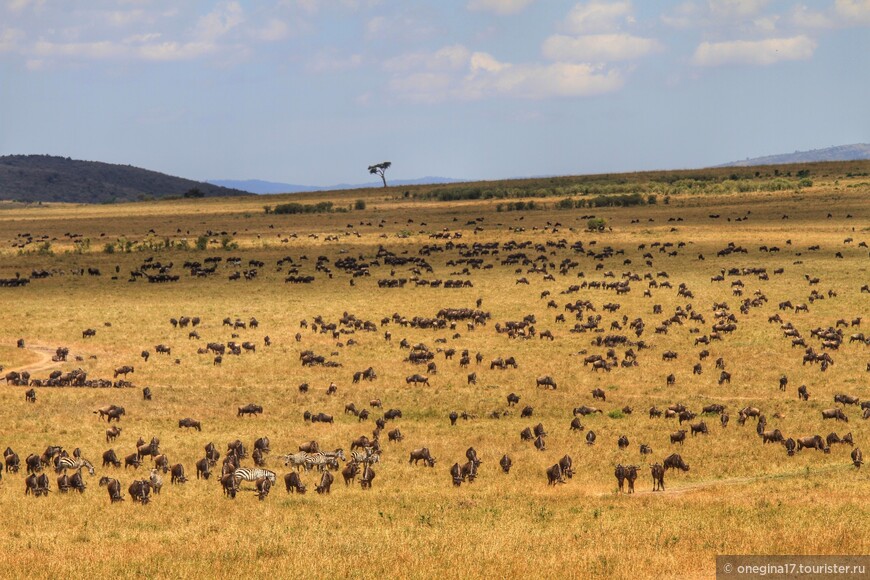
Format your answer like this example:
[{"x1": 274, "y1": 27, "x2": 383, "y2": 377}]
[{"x1": 1, "y1": 0, "x2": 868, "y2": 185}]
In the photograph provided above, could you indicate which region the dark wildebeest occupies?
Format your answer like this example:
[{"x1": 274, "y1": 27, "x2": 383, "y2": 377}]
[
  {"x1": 618, "y1": 435, "x2": 629, "y2": 449},
  {"x1": 388, "y1": 428, "x2": 403, "y2": 442},
  {"x1": 341, "y1": 462, "x2": 359, "y2": 486},
  {"x1": 821, "y1": 408, "x2": 848, "y2": 422},
  {"x1": 4, "y1": 448, "x2": 20, "y2": 473},
  {"x1": 384, "y1": 409, "x2": 403, "y2": 420},
  {"x1": 547, "y1": 463, "x2": 564, "y2": 485},
  {"x1": 520, "y1": 427, "x2": 534, "y2": 441},
  {"x1": 178, "y1": 418, "x2": 202, "y2": 431},
  {"x1": 507, "y1": 393, "x2": 520, "y2": 406},
  {"x1": 796, "y1": 435, "x2": 826, "y2": 451},
  {"x1": 798, "y1": 385, "x2": 809, "y2": 401},
  {"x1": 835, "y1": 393, "x2": 860, "y2": 406},
  {"x1": 316, "y1": 471, "x2": 334, "y2": 494},
  {"x1": 534, "y1": 435, "x2": 546, "y2": 451},
  {"x1": 409, "y1": 448, "x2": 436, "y2": 467},
  {"x1": 558, "y1": 454, "x2": 573, "y2": 478},
  {"x1": 670, "y1": 430, "x2": 687, "y2": 445},
  {"x1": 651, "y1": 463, "x2": 665, "y2": 491},
  {"x1": 256, "y1": 477, "x2": 272, "y2": 501},
  {"x1": 285, "y1": 471, "x2": 307, "y2": 493},
  {"x1": 649, "y1": 407, "x2": 662, "y2": 418},
  {"x1": 663, "y1": 453, "x2": 689, "y2": 471},
  {"x1": 521, "y1": 405, "x2": 534, "y2": 418},
  {"x1": 614, "y1": 464, "x2": 627, "y2": 492},
  {"x1": 221, "y1": 474, "x2": 237, "y2": 498},
  {"x1": 762, "y1": 429, "x2": 784, "y2": 444},
  {"x1": 128, "y1": 480, "x2": 151, "y2": 504},
  {"x1": 113, "y1": 365, "x2": 134, "y2": 378},
  {"x1": 406, "y1": 374, "x2": 429, "y2": 386},
  {"x1": 450, "y1": 463, "x2": 463, "y2": 486},
  {"x1": 536, "y1": 375, "x2": 557, "y2": 390},
  {"x1": 238, "y1": 404, "x2": 263, "y2": 417},
  {"x1": 102, "y1": 449, "x2": 121, "y2": 468},
  {"x1": 125, "y1": 453, "x2": 141, "y2": 469},
  {"x1": 170, "y1": 463, "x2": 187, "y2": 484},
  {"x1": 25, "y1": 388, "x2": 36, "y2": 403},
  {"x1": 721, "y1": 413, "x2": 730, "y2": 428},
  {"x1": 299, "y1": 440, "x2": 320, "y2": 454},
  {"x1": 500, "y1": 454, "x2": 512, "y2": 473},
  {"x1": 195, "y1": 457, "x2": 211, "y2": 480},
  {"x1": 586, "y1": 431, "x2": 596, "y2": 445},
  {"x1": 106, "y1": 426, "x2": 122, "y2": 443},
  {"x1": 142, "y1": 386, "x2": 152, "y2": 400},
  {"x1": 591, "y1": 388, "x2": 606, "y2": 402},
  {"x1": 359, "y1": 464, "x2": 375, "y2": 489},
  {"x1": 690, "y1": 422, "x2": 708, "y2": 436},
  {"x1": 449, "y1": 411, "x2": 459, "y2": 426},
  {"x1": 783, "y1": 438, "x2": 796, "y2": 456},
  {"x1": 852, "y1": 448, "x2": 863, "y2": 469},
  {"x1": 99, "y1": 476, "x2": 123, "y2": 503},
  {"x1": 570, "y1": 417, "x2": 584, "y2": 432}
]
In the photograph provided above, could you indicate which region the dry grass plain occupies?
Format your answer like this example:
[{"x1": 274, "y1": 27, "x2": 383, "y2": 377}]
[{"x1": 0, "y1": 163, "x2": 868, "y2": 579}]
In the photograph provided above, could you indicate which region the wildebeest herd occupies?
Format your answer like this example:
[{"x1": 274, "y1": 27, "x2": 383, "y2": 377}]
[{"x1": 0, "y1": 205, "x2": 867, "y2": 508}]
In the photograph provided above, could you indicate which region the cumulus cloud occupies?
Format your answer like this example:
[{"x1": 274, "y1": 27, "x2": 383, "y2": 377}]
[
  {"x1": 542, "y1": 33, "x2": 661, "y2": 62},
  {"x1": 692, "y1": 35, "x2": 816, "y2": 66},
  {"x1": 0, "y1": 27, "x2": 24, "y2": 52},
  {"x1": 708, "y1": 0, "x2": 770, "y2": 19},
  {"x1": 467, "y1": 0, "x2": 537, "y2": 15},
  {"x1": 386, "y1": 44, "x2": 624, "y2": 102},
  {"x1": 834, "y1": 0, "x2": 870, "y2": 24},
  {"x1": 563, "y1": 1, "x2": 634, "y2": 34}
]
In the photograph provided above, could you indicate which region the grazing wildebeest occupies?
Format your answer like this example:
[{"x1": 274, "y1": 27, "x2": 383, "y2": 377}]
[
  {"x1": 25, "y1": 388, "x2": 36, "y2": 403},
  {"x1": 238, "y1": 404, "x2": 263, "y2": 417},
  {"x1": 834, "y1": 393, "x2": 860, "y2": 406},
  {"x1": 466, "y1": 372, "x2": 477, "y2": 385},
  {"x1": 195, "y1": 457, "x2": 211, "y2": 480},
  {"x1": 783, "y1": 438, "x2": 796, "y2": 456},
  {"x1": 449, "y1": 411, "x2": 459, "y2": 426},
  {"x1": 670, "y1": 430, "x2": 687, "y2": 445},
  {"x1": 614, "y1": 464, "x2": 627, "y2": 492},
  {"x1": 520, "y1": 427, "x2": 534, "y2": 441},
  {"x1": 534, "y1": 435, "x2": 546, "y2": 451},
  {"x1": 405, "y1": 374, "x2": 429, "y2": 386},
  {"x1": 690, "y1": 422, "x2": 708, "y2": 436},
  {"x1": 558, "y1": 454, "x2": 573, "y2": 478},
  {"x1": 852, "y1": 448, "x2": 863, "y2": 469},
  {"x1": 649, "y1": 407, "x2": 662, "y2": 418},
  {"x1": 450, "y1": 462, "x2": 463, "y2": 486},
  {"x1": 102, "y1": 449, "x2": 121, "y2": 468},
  {"x1": 99, "y1": 476, "x2": 123, "y2": 503},
  {"x1": 618, "y1": 435, "x2": 629, "y2": 449},
  {"x1": 796, "y1": 435, "x2": 826, "y2": 451},
  {"x1": 547, "y1": 463, "x2": 564, "y2": 485},
  {"x1": 285, "y1": 471, "x2": 307, "y2": 493},
  {"x1": 586, "y1": 431, "x2": 596, "y2": 445},
  {"x1": 762, "y1": 429, "x2": 784, "y2": 444},
  {"x1": 663, "y1": 453, "x2": 689, "y2": 471},
  {"x1": 341, "y1": 462, "x2": 359, "y2": 486},
  {"x1": 821, "y1": 408, "x2": 848, "y2": 422},
  {"x1": 651, "y1": 463, "x2": 665, "y2": 491},
  {"x1": 94, "y1": 405, "x2": 125, "y2": 421},
  {"x1": 178, "y1": 418, "x2": 202, "y2": 431},
  {"x1": 570, "y1": 417, "x2": 584, "y2": 432},
  {"x1": 255, "y1": 477, "x2": 272, "y2": 501},
  {"x1": 591, "y1": 388, "x2": 606, "y2": 402},
  {"x1": 718, "y1": 371, "x2": 731, "y2": 385},
  {"x1": 384, "y1": 409, "x2": 402, "y2": 420},
  {"x1": 409, "y1": 448, "x2": 436, "y2": 467},
  {"x1": 170, "y1": 463, "x2": 188, "y2": 484},
  {"x1": 4, "y1": 448, "x2": 20, "y2": 473},
  {"x1": 128, "y1": 480, "x2": 151, "y2": 504},
  {"x1": 500, "y1": 454, "x2": 512, "y2": 473},
  {"x1": 125, "y1": 453, "x2": 141, "y2": 469},
  {"x1": 316, "y1": 471, "x2": 334, "y2": 494},
  {"x1": 388, "y1": 428, "x2": 403, "y2": 442},
  {"x1": 535, "y1": 375, "x2": 557, "y2": 390},
  {"x1": 507, "y1": 393, "x2": 520, "y2": 406},
  {"x1": 798, "y1": 385, "x2": 809, "y2": 401}
]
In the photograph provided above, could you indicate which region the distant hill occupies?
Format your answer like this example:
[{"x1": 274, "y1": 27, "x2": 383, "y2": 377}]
[
  {"x1": 0, "y1": 155, "x2": 251, "y2": 203},
  {"x1": 208, "y1": 176, "x2": 467, "y2": 194},
  {"x1": 718, "y1": 144, "x2": 870, "y2": 167}
]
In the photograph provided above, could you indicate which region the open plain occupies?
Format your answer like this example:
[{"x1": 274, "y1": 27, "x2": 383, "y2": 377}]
[{"x1": 0, "y1": 162, "x2": 868, "y2": 579}]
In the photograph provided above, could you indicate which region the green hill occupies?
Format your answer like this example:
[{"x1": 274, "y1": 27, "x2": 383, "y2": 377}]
[{"x1": 0, "y1": 155, "x2": 251, "y2": 203}]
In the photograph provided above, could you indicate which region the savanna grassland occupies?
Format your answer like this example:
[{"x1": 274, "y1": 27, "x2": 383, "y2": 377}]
[{"x1": 0, "y1": 162, "x2": 868, "y2": 579}]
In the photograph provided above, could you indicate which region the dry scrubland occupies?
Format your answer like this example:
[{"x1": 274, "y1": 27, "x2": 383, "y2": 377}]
[{"x1": 0, "y1": 163, "x2": 868, "y2": 579}]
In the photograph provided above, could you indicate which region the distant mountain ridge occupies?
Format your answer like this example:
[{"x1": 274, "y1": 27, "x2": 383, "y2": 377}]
[
  {"x1": 0, "y1": 155, "x2": 250, "y2": 203},
  {"x1": 718, "y1": 144, "x2": 870, "y2": 167},
  {"x1": 207, "y1": 176, "x2": 466, "y2": 194}
]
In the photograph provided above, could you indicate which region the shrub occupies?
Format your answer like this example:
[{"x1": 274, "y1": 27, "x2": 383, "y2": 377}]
[
  {"x1": 103, "y1": 243, "x2": 115, "y2": 254},
  {"x1": 587, "y1": 217, "x2": 607, "y2": 232},
  {"x1": 195, "y1": 235, "x2": 209, "y2": 251},
  {"x1": 272, "y1": 201, "x2": 334, "y2": 215},
  {"x1": 608, "y1": 410, "x2": 625, "y2": 420},
  {"x1": 354, "y1": 199, "x2": 366, "y2": 210}
]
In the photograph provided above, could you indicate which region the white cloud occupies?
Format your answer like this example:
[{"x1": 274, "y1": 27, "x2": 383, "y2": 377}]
[
  {"x1": 708, "y1": 0, "x2": 769, "y2": 19},
  {"x1": 661, "y1": 1, "x2": 700, "y2": 29},
  {"x1": 385, "y1": 44, "x2": 624, "y2": 102},
  {"x1": 692, "y1": 35, "x2": 816, "y2": 66},
  {"x1": 467, "y1": 0, "x2": 537, "y2": 15},
  {"x1": 195, "y1": 1, "x2": 244, "y2": 41},
  {"x1": 307, "y1": 50, "x2": 364, "y2": 72},
  {"x1": 564, "y1": 1, "x2": 634, "y2": 34},
  {"x1": 5, "y1": 0, "x2": 45, "y2": 13},
  {"x1": 542, "y1": 33, "x2": 661, "y2": 62},
  {"x1": 0, "y1": 27, "x2": 24, "y2": 52},
  {"x1": 791, "y1": 5, "x2": 835, "y2": 28},
  {"x1": 257, "y1": 18, "x2": 290, "y2": 42},
  {"x1": 834, "y1": 0, "x2": 870, "y2": 24}
]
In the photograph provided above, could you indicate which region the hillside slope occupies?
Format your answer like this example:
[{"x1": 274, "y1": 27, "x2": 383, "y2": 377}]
[
  {"x1": 0, "y1": 155, "x2": 250, "y2": 203},
  {"x1": 719, "y1": 144, "x2": 870, "y2": 167}
]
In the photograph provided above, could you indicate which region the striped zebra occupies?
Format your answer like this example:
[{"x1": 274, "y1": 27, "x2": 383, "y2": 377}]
[
  {"x1": 350, "y1": 450, "x2": 380, "y2": 465},
  {"x1": 233, "y1": 468, "x2": 276, "y2": 486},
  {"x1": 55, "y1": 457, "x2": 95, "y2": 475},
  {"x1": 305, "y1": 453, "x2": 339, "y2": 472},
  {"x1": 282, "y1": 452, "x2": 311, "y2": 471}
]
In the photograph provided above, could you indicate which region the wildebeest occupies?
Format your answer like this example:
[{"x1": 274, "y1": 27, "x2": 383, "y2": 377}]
[
  {"x1": 618, "y1": 435, "x2": 629, "y2": 449},
  {"x1": 783, "y1": 438, "x2": 796, "y2": 456},
  {"x1": 238, "y1": 404, "x2": 263, "y2": 417},
  {"x1": 535, "y1": 375, "x2": 557, "y2": 389},
  {"x1": 798, "y1": 385, "x2": 809, "y2": 401},
  {"x1": 507, "y1": 393, "x2": 520, "y2": 406},
  {"x1": 388, "y1": 428, "x2": 403, "y2": 442},
  {"x1": 586, "y1": 431, "x2": 596, "y2": 445},
  {"x1": 574, "y1": 406, "x2": 602, "y2": 416},
  {"x1": 170, "y1": 463, "x2": 187, "y2": 484},
  {"x1": 102, "y1": 449, "x2": 121, "y2": 468},
  {"x1": 128, "y1": 480, "x2": 151, "y2": 504},
  {"x1": 796, "y1": 435, "x2": 826, "y2": 451},
  {"x1": 99, "y1": 476, "x2": 123, "y2": 503},
  {"x1": 670, "y1": 430, "x2": 687, "y2": 445},
  {"x1": 124, "y1": 453, "x2": 141, "y2": 469},
  {"x1": 570, "y1": 417, "x2": 584, "y2": 432},
  {"x1": 316, "y1": 471, "x2": 334, "y2": 494},
  {"x1": 821, "y1": 408, "x2": 848, "y2": 422},
  {"x1": 359, "y1": 463, "x2": 375, "y2": 489},
  {"x1": 690, "y1": 422, "x2": 708, "y2": 436},
  {"x1": 834, "y1": 393, "x2": 860, "y2": 406},
  {"x1": 761, "y1": 429, "x2": 784, "y2": 444},
  {"x1": 105, "y1": 426, "x2": 122, "y2": 443},
  {"x1": 852, "y1": 448, "x2": 863, "y2": 469},
  {"x1": 500, "y1": 454, "x2": 512, "y2": 474},
  {"x1": 94, "y1": 405, "x2": 125, "y2": 421},
  {"x1": 405, "y1": 374, "x2": 429, "y2": 386},
  {"x1": 409, "y1": 448, "x2": 436, "y2": 467},
  {"x1": 591, "y1": 388, "x2": 606, "y2": 401},
  {"x1": 178, "y1": 418, "x2": 202, "y2": 431},
  {"x1": 285, "y1": 471, "x2": 307, "y2": 493},
  {"x1": 341, "y1": 462, "x2": 359, "y2": 486},
  {"x1": 651, "y1": 463, "x2": 665, "y2": 491},
  {"x1": 4, "y1": 448, "x2": 20, "y2": 473},
  {"x1": 663, "y1": 453, "x2": 689, "y2": 471},
  {"x1": 546, "y1": 463, "x2": 564, "y2": 485},
  {"x1": 113, "y1": 365, "x2": 134, "y2": 378},
  {"x1": 195, "y1": 457, "x2": 212, "y2": 480},
  {"x1": 25, "y1": 388, "x2": 36, "y2": 403}
]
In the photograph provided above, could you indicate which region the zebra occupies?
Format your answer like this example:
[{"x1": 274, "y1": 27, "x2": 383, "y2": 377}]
[
  {"x1": 282, "y1": 452, "x2": 311, "y2": 471},
  {"x1": 351, "y1": 450, "x2": 380, "y2": 465},
  {"x1": 324, "y1": 448, "x2": 347, "y2": 462},
  {"x1": 55, "y1": 457, "x2": 94, "y2": 475},
  {"x1": 305, "y1": 453, "x2": 339, "y2": 472},
  {"x1": 233, "y1": 468, "x2": 276, "y2": 486}
]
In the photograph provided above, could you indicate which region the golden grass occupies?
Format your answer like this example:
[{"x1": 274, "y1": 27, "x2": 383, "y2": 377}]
[{"x1": 0, "y1": 167, "x2": 868, "y2": 579}]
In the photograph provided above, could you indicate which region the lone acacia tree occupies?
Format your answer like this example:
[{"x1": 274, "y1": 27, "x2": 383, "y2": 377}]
[{"x1": 368, "y1": 161, "x2": 391, "y2": 187}]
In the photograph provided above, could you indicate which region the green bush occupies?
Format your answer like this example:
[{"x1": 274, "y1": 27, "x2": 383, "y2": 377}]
[
  {"x1": 195, "y1": 235, "x2": 209, "y2": 251},
  {"x1": 608, "y1": 410, "x2": 624, "y2": 419},
  {"x1": 103, "y1": 243, "x2": 115, "y2": 254},
  {"x1": 272, "y1": 201, "x2": 334, "y2": 214},
  {"x1": 587, "y1": 217, "x2": 607, "y2": 232},
  {"x1": 354, "y1": 199, "x2": 366, "y2": 210}
]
